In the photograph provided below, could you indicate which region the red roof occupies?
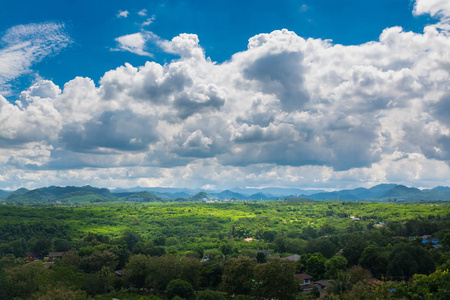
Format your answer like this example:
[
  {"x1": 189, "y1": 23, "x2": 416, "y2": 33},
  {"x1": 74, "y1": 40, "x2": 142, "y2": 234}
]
[{"x1": 295, "y1": 273, "x2": 313, "y2": 280}]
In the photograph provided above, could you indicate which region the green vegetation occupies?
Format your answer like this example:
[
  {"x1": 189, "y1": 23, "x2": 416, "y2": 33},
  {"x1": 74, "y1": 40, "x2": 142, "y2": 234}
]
[{"x1": 0, "y1": 199, "x2": 449, "y2": 299}]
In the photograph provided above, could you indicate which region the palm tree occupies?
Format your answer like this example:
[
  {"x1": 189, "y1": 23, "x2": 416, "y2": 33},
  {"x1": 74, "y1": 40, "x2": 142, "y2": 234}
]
[{"x1": 328, "y1": 271, "x2": 352, "y2": 295}]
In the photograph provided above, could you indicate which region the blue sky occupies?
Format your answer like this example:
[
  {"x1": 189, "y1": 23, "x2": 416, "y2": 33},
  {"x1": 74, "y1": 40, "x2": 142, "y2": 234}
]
[
  {"x1": 1, "y1": 0, "x2": 437, "y2": 98},
  {"x1": 1, "y1": 0, "x2": 450, "y2": 190}
]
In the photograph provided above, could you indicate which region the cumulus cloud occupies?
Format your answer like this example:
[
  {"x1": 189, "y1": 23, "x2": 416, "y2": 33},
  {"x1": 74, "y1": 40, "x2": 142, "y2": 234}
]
[
  {"x1": 117, "y1": 10, "x2": 129, "y2": 18},
  {"x1": 414, "y1": 0, "x2": 450, "y2": 31},
  {"x1": 414, "y1": 0, "x2": 450, "y2": 18},
  {"x1": 2, "y1": 1, "x2": 450, "y2": 190},
  {"x1": 0, "y1": 22, "x2": 71, "y2": 95},
  {"x1": 112, "y1": 32, "x2": 155, "y2": 57},
  {"x1": 138, "y1": 9, "x2": 147, "y2": 17}
]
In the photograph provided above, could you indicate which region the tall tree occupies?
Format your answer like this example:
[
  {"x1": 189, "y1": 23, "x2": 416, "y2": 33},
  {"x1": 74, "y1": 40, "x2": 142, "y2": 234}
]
[
  {"x1": 253, "y1": 258, "x2": 300, "y2": 300},
  {"x1": 222, "y1": 256, "x2": 256, "y2": 296}
]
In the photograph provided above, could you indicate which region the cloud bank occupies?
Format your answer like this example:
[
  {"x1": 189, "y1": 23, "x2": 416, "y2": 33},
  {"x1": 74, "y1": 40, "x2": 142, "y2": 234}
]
[{"x1": 1, "y1": 1, "x2": 450, "y2": 190}]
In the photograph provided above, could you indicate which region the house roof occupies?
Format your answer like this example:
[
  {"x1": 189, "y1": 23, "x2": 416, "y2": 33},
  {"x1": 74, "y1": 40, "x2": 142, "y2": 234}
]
[
  {"x1": 295, "y1": 273, "x2": 313, "y2": 280},
  {"x1": 284, "y1": 254, "x2": 300, "y2": 261},
  {"x1": 314, "y1": 280, "x2": 332, "y2": 287},
  {"x1": 48, "y1": 252, "x2": 66, "y2": 257}
]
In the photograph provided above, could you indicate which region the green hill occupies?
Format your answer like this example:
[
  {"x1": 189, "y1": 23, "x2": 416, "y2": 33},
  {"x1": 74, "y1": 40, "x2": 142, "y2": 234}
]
[
  {"x1": 190, "y1": 192, "x2": 215, "y2": 201},
  {"x1": 5, "y1": 186, "x2": 115, "y2": 204}
]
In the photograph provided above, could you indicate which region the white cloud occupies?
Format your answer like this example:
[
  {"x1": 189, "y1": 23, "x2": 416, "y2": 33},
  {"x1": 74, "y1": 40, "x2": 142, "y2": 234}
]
[
  {"x1": 2, "y1": 2, "x2": 450, "y2": 190},
  {"x1": 0, "y1": 22, "x2": 71, "y2": 95},
  {"x1": 142, "y1": 15, "x2": 156, "y2": 27},
  {"x1": 414, "y1": 0, "x2": 450, "y2": 32},
  {"x1": 138, "y1": 9, "x2": 147, "y2": 17},
  {"x1": 112, "y1": 32, "x2": 155, "y2": 57},
  {"x1": 117, "y1": 10, "x2": 129, "y2": 18},
  {"x1": 414, "y1": 0, "x2": 450, "y2": 18},
  {"x1": 157, "y1": 33, "x2": 204, "y2": 59}
]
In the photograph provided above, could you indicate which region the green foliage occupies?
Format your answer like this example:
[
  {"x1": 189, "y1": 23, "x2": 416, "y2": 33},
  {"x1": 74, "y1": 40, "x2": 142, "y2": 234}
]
[
  {"x1": 221, "y1": 256, "x2": 256, "y2": 296},
  {"x1": 325, "y1": 255, "x2": 348, "y2": 279},
  {"x1": 342, "y1": 234, "x2": 367, "y2": 266},
  {"x1": 306, "y1": 253, "x2": 327, "y2": 279},
  {"x1": 0, "y1": 200, "x2": 448, "y2": 299},
  {"x1": 166, "y1": 279, "x2": 195, "y2": 300},
  {"x1": 387, "y1": 243, "x2": 435, "y2": 279},
  {"x1": 196, "y1": 290, "x2": 226, "y2": 300},
  {"x1": 252, "y1": 258, "x2": 300, "y2": 300},
  {"x1": 5, "y1": 262, "x2": 51, "y2": 299},
  {"x1": 406, "y1": 269, "x2": 450, "y2": 299},
  {"x1": 256, "y1": 251, "x2": 267, "y2": 263},
  {"x1": 359, "y1": 244, "x2": 387, "y2": 278},
  {"x1": 306, "y1": 238, "x2": 337, "y2": 258},
  {"x1": 80, "y1": 250, "x2": 118, "y2": 273}
]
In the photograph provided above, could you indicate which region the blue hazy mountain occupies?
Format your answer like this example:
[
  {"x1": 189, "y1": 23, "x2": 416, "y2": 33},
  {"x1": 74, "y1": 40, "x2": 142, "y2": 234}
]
[{"x1": 4, "y1": 183, "x2": 450, "y2": 203}]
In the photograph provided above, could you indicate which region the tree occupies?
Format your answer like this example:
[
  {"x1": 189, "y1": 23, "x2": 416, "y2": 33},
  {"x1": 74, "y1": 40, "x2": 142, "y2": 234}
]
[
  {"x1": 124, "y1": 254, "x2": 152, "y2": 288},
  {"x1": 100, "y1": 266, "x2": 113, "y2": 294},
  {"x1": 285, "y1": 238, "x2": 305, "y2": 254},
  {"x1": 328, "y1": 271, "x2": 353, "y2": 295},
  {"x1": 346, "y1": 265, "x2": 372, "y2": 284},
  {"x1": 180, "y1": 257, "x2": 202, "y2": 289},
  {"x1": 359, "y1": 244, "x2": 386, "y2": 278},
  {"x1": 256, "y1": 252, "x2": 267, "y2": 263},
  {"x1": 146, "y1": 254, "x2": 181, "y2": 291},
  {"x1": 166, "y1": 279, "x2": 195, "y2": 300},
  {"x1": 342, "y1": 234, "x2": 366, "y2": 266},
  {"x1": 387, "y1": 243, "x2": 435, "y2": 280},
  {"x1": 61, "y1": 249, "x2": 80, "y2": 267},
  {"x1": 306, "y1": 253, "x2": 326, "y2": 279},
  {"x1": 121, "y1": 230, "x2": 141, "y2": 251},
  {"x1": 31, "y1": 238, "x2": 52, "y2": 257},
  {"x1": 222, "y1": 256, "x2": 256, "y2": 296},
  {"x1": 200, "y1": 261, "x2": 223, "y2": 289},
  {"x1": 325, "y1": 255, "x2": 348, "y2": 279},
  {"x1": 5, "y1": 262, "x2": 51, "y2": 299},
  {"x1": 407, "y1": 269, "x2": 450, "y2": 299},
  {"x1": 219, "y1": 241, "x2": 233, "y2": 256},
  {"x1": 253, "y1": 258, "x2": 300, "y2": 300},
  {"x1": 302, "y1": 226, "x2": 319, "y2": 238},
  {"x1": 80, "y1": 250, "x2": 118, "y2": 273},
  {"x1": 306, "y1": 239, "x2": 337, "y2": 259},
  {"x1": 53, "y1": 239, "x2": 72, "y2": 252}
]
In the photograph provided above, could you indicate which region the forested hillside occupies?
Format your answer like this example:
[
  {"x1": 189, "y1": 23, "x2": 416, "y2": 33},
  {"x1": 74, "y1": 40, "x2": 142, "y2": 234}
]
[{"x1": 4, "y1": 184, "x2": 450, "y2": 205}]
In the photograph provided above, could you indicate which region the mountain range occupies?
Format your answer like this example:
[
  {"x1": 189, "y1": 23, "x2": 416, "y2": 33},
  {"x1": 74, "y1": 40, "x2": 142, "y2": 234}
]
[{"x1": 1, "y1": 184, "x2": 450, "y2": 204}]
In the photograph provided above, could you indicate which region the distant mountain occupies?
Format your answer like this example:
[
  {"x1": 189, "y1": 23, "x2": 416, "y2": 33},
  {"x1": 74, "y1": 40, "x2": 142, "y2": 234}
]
[
  {"x1": 4, "y1": 183, "x2": 450, "y2": 204},
  {"x1": 305, "y1": 184, "x2": 450, "y2": 201},
  {"x1": 122, "y1": 191, "x2": 164, "y2": 202},
  {"x1": 230, "y1": 187, "x2": 326, "y2": 196},
  {"x1": 111, "y1": 186, "x2": 198, "y2": 196},
  {"x1": 190, "y1": 192, "x2": 215, "y2": 201},
  {"x1": 212, "y1": 190, "x2": 246, "y2": 200},
  {"x1": 5, "y1": 186, "x2": 115, "y2": 203},
  {"x1": 382, "y1": 185, "x2": 422, "y2": 199},
  {"x1": 247, "y1": 192, "x2": 278, "y2": 200},
  {"x1": 429, "y1": 186, "x2": 450, "y2": 192},
  {"x1": 110, "y1": 186, "x2": 326, "y2": 199}
]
